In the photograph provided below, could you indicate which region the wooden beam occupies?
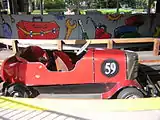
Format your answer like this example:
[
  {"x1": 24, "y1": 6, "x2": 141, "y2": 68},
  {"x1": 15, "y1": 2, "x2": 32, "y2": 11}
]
[
  {"x1": 63, "y1": 39, "x2": 110, "y2": 44},
  {"x1": 107, "y1": 39, "x2": 113, "y2": 49},
  {"x1": 0, "y1": 38, "x2": 155, "y2": 45},
  {"x1": 57, "y1": 40, "x2": 63, "y2": 51},
  {"x1": 0, "y1": 38, "x2": 159, "y2": 55},
  {"x1": 113, "y1": 38, "x2": 154, "y2": 43},
  {"x1": 12, "y1": 40, "x2": 19, "y2": 54},
  {"x1": 153, "y1": 39, "x2": 160, "y2": 56}
]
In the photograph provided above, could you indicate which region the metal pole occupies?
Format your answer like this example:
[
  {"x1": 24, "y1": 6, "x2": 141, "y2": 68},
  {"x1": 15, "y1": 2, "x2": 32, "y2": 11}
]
[
  {"x1": 11, "y1": 0, "x2": 15, "y2": 14},
  {"x1": 116, "y1": 0, "x2": 119, "y2": 13},
  {"x1": 40, "y1": 0, "x2": 43, "y2": 15},
  {"x1": 147, "y1": 0, "x2": 151, "y2": 15},
  {"x1": 156, "y1": 0, "x2": 160, "y2": 13},
  {"x1": 77, "y1": 0, "x2": 80, "y2": 15}
]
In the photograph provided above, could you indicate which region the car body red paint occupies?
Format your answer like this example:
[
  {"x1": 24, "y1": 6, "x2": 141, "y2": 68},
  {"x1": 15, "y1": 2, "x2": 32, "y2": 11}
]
[{"x1": 1, "y1": 47, "x2": 142, "y2": 98}]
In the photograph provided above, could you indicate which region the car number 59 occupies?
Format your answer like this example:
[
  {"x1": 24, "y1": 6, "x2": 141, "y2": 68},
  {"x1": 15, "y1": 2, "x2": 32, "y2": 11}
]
[
  {"x1": 101, "y1": 59, "x2": 119, "y2": 77},
  {"x1": 105, "y1": 62, "x2": 117, "y2": 75}
]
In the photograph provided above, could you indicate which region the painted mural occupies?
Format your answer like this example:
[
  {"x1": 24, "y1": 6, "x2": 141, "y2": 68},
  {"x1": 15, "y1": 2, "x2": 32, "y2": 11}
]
[
  {"x1": 0, "y1": 14, "x2": 160, "y2": 39},
  {"x1": 106, "y1": 14, "x2": 123, "y2": 22},
  {"x1": 78, "y1": 19, "x2": 89, "y2": 40},
  {"x1": 16, "y1": 16, "x2": 60, "y2": 39},
  {"x1": 54, "y1": 15, "x2": 65, "y2": 20},
  {"x1": 65, "y1": 18, "x2": 77, "y2": 39},
  {"x1": 86, "y1": 17, "x2": 112, "y2": 39},
  {"x1": 114, "y1": 15, "x2": 144, "y2": 38},
  {"x1": 0, "y1": 14, "x2": 14, "y2": 38}
]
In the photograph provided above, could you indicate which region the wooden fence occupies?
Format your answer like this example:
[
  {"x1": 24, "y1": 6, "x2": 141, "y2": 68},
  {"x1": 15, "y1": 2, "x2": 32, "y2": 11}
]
[{"x1": 0, "y1": 38, "x2": 159, "y2": 56}]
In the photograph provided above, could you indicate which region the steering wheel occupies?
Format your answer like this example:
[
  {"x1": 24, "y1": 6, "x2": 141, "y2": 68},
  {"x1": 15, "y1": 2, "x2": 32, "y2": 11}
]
[{"x1": 76, "y1": 40, "x2": 91, "y2": 55}]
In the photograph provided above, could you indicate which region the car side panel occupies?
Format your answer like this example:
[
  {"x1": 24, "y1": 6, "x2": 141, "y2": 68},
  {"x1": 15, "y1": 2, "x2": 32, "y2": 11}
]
[
  {"x1": 94, "y1": 49, "x2": 126, "y2": 83},
  {"x1": 17, "y1": 50, "x2": 94, "y2": 86}
]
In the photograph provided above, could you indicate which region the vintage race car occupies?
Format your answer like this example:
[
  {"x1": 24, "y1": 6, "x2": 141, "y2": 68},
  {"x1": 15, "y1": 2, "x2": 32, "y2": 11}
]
[{"x1": 0, "y1": 42, "x2": 144, "y2": 99}]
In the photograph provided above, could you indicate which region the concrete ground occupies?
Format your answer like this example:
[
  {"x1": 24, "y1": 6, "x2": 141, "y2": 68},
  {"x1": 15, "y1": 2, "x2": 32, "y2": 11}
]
[
  {"x1": 0, "y1": 97, "x2": 160, "y2": 120},
  {"x1": 0, "y1": 82, "x2": 160, "y2": 120},
  {"x1": 0, "y1": 108, "x2": 160, "y2": 120},
  {"x1": 0, "y1": 108, "x2": 86, "y2": 120}
]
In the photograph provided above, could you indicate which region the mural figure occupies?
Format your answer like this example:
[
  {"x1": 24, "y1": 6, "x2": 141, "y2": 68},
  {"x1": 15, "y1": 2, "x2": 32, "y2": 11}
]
[
  {"x1": 0, "y1": 14, "x2": 12, "y2": 38},
  {"x1": 114, "y1": 15, "x2": 144, "y2": 38},
  {"x1": 106, "y1": 14, "x2": 123, "y2": 22},
  {"x1": 114, "y1": 25, "x2": 140, "y2": 38},
  {"x1": 16, "y1": 16, "x2": 60, "y2": 39},
  {"x1": 125, "y1": 15, "x2": 144, "y2": 27},
  {"x1": 9, "y1": 14, "x2": 15, "y2": 23},
  {"x1": 153, "y1": 25, "x2": 160, "y2": 37},
  {"x1": 54, "y1": 15, "x2": 65, "y2": 20},
  {"x1": 64, "y1": 18, "x2": 77, "y2": 39},
  {"x1": 86, "y1": 17, "x2": 112, "y2": 39},
  {"x1": 78, "y1": 19, "x2": 89, "y2": 40}
]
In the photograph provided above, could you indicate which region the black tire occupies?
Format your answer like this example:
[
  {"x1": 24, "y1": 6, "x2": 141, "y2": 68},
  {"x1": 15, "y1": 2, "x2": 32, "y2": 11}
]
[
  {"x1": 117, "y1": 88, "x2": 144, "y2": 99},
  {"x1": 0, "y1": 82, "x2": 9, "y2": 95},
  {"x1": 28, "y1": 87, "x2": 40, "y2": 98},
  {"x1": 7, "y1": 83, "x2": 29, "y2": 98}
]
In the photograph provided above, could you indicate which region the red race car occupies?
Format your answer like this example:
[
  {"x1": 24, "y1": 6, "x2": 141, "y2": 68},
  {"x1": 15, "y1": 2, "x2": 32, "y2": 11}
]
[{"x1": 0, "y1": 42, "x2": 144, "y2": 99}]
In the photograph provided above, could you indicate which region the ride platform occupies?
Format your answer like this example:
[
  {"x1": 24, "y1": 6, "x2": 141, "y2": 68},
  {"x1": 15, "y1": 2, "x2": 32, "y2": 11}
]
[{"x1": 0, "y1": 96, "x2": 160, "y2": 120}]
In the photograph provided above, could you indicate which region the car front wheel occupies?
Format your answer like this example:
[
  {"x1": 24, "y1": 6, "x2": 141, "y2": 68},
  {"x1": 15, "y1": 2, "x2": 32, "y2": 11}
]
[
  {"x1": 7, "y1": 83, "x2": 29, "y2": 98},
  {"x1": 117, "y1": 88, "x2": 144, "y2": 99}
]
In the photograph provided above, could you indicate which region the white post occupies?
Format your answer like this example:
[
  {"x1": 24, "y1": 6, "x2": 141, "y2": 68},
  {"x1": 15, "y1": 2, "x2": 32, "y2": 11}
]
[
  {"x1": 154, "y1": 0, "x2": 157, "y2": 12},
  {"x1": 11, "y1": 0, "x2": 15, "y2": 14},
  {"x1": 7, "y1": 0, "x2": 10, "y2": 14}
]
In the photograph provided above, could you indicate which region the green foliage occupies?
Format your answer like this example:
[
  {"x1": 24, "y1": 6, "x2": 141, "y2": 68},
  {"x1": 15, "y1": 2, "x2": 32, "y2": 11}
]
[
  {"x1": 98, "y1": 8, "x2": 132, "y2": 14},
  {"x1": 31, "y1": 10, "x2": 48, "y2": 14},
  {"x1": 45, "y1": 9, "x2": 66, "y2": 12},
  {"x1": 44, "y1": 0, "x2": 65, "y2": 9},
  {"x1": 43, "y1": 0, "x2": 148, "y2": 10},
  {"x1": 134, "y1": 0, "x2": 148, "y2": 9},
  {"x1": 36, "y1": 0, "x2": 148, "y2": 13},
  {"x1": 97, "y1": 0, "x2": 148, "y2": 9},
  {"x1": 80, "y1": 8, "x2": 132, "y2": 15},
  {"x1": 106, "y1": 0, "x2": 119, "y2": 8},
  {"x1": 119, "y1": 0, "x2": 136, "y2": 8}
]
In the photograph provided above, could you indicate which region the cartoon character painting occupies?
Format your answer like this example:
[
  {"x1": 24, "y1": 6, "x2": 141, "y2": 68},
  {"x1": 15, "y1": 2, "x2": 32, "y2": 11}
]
[
  {"x1": 86, "y1": 17, "x2": 112, "y2": 39},
  {"x1": 114, "y1": 15, "x2": 144, "y2": 38}
]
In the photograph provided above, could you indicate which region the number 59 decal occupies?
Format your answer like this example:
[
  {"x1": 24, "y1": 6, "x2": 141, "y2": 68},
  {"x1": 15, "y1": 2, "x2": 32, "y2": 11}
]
[{"x1": 101, "y1": 59, "x2": 119, "y2": 77}]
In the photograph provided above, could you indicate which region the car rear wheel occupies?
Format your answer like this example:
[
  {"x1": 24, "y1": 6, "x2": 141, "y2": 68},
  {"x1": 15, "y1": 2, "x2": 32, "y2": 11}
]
[
  {"x1": 117, "y1": 88, "x2": 144, "y2": 99},
  {"x1": 7, "y1": 83, "x2": 29, "y2": 98}
]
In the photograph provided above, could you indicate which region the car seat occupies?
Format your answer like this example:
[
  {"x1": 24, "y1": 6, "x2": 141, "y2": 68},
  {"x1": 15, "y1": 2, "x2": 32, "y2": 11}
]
[
  {"x1": 16, "y1": 46, "x2": 49, "y2": 66},
  {"x1": 53, "y1": 51, "x2": 74, "y2": 71}
]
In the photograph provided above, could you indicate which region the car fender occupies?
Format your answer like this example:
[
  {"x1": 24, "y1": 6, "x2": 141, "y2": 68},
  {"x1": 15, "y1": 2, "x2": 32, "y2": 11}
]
[{"x1": 101, "y1": 80, "x2": 142, "y2": 99}]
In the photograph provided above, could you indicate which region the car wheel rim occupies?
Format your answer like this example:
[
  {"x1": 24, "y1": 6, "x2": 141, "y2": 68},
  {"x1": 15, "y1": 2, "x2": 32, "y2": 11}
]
[
  {"x1": 124, "y1": 94, "x2": 140, "y2": 99},
  {"x1": 11, "y1": 91, "x2": 23, "y2": 97}
]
